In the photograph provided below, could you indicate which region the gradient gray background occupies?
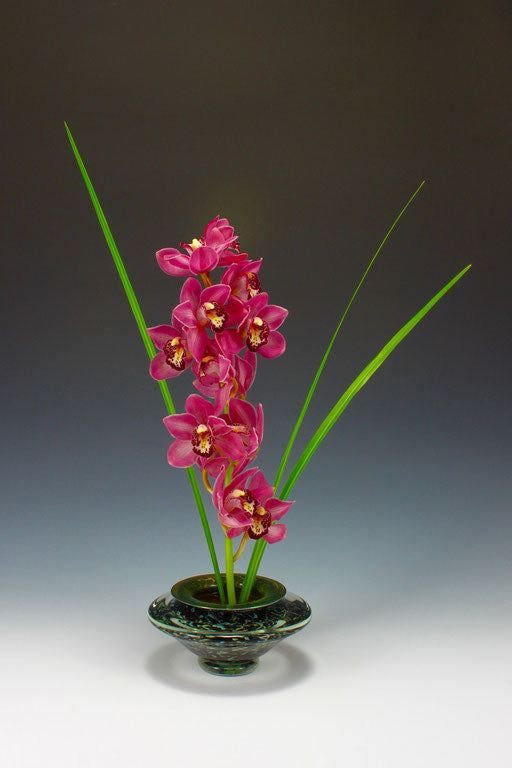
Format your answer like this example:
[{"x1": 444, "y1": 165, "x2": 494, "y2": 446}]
[{"x1": 1, "y1": 2, "x2": 511, "y2": 766}]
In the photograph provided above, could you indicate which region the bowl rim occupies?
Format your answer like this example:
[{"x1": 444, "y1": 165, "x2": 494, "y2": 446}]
[{"x1": 170, "y1": 572, "x2": 287, "y2": 610}]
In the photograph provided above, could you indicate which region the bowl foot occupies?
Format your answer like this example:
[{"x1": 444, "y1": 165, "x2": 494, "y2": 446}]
[{"x1": 198, "y1": 657, "x2": 259, "y2": 676}]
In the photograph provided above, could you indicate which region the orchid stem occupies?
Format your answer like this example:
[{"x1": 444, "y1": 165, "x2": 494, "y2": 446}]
[
  {"x1": 225, "y1": 534, "x2": 237, "y2": 606},
  {"x1": 64, "y1": 122, "x2": 226, "y2": 605}
]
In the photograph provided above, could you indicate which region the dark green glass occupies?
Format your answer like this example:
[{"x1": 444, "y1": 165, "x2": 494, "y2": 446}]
[{"x1": 148, "y1": 573, "x2": 311, "y2": 676}]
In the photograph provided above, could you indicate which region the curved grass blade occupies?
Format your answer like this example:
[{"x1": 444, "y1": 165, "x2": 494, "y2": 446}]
[
  {"x1": 240, "y1": 263, "x2": 472, "y2": 601},
  {"x1": 274, "y1": 181, "x2": 426, "y2": 492},
  {"x1": 64, "y1": 122, "x2": 226, "y2": 604},
  {"x1": 280, "y1": 263, "x2": 472, "y2": 499}
]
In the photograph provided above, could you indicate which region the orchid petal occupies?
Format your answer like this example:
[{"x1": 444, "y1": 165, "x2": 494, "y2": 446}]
[
  {"x1": 226, "y1": 525, "x2": 250, "y2": 539},
  {"x1": 249, "y1": 470, "x2": 274, "y2": 504},
  {"x1": 167, "y1": 439, "x2": 196, "y2": 467},
  {"x1": 259, "y1": 304, "x2": 288, "y2": 330},
  {"x1": 214, "y1": 383, "x2": 233, "y2": 414},
  {"x1": 186, "y1": 327, "x2": 208, "y2": 362},
  {"x1": 185, "y1": 394, "x2": 214, "y2": 424},
  {"x1": 217, "y1": 329, "x2": 245, "y2": 356},
  {"x1": 209, "y1": 415, "x2": 233, "y2": 436},
  {"x1": 266, "y1": 498, "x2": 294, "y2": 521},
  {"x1": 201, "y1": 284, "x2": 231, "y2": 305},
  {"x1": 228, "y1": 398, "x2": 256, "y2": 428},
  {"x1": 215, "y1": 433, "x2": 246, "y2": 462},
  {"x1": 263, "y1": 524, "x2": 287, "y2": 543},
  {"x1": 172, "y1": 300, "x2": 197, "y2": 328},
  {"x1": 163, "y1": 413, "x2": 197, "y2": 439},
  {"x1": 257, "y1": 331, "x2": 286, "y2": 359},
  {"x1": 189, "y1": 245, "x2": 219, "y2": 274},
  {"x1": 147, "y1": 324, "x2": 178, "y2": 350},
  {"x1": 248, "y1": 292, "x2": 268, "y2": 316},
  {"x1": 180, "y1": 277, "x2": 202, "y2": 307},
  {"x1": 156, "y1": 248, "x2": 191, "y2": 276},
  {"x1": 150, "y1": 353, "x2": 184, "y2": 381},
  {"x1": 203, "y1": 456, "x2": 230, "y2": 480}
]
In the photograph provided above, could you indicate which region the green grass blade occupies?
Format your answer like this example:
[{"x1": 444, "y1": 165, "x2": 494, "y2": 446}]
[
  {"x1": 273, "y1": 181, "x2": 426, "y2": 491},
  {"x1": 240, "y1": 262, "x2": 471, "y2": 602},
  {"x1": 64, "y1": 122, "x2": 226, "y2": 604},
  {"x1": 279, "y1": 264, "x2": 472, "y2": 500}
]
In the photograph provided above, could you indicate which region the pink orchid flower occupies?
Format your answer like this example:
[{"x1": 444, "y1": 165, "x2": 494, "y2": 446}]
[
  {"x1": 241, "y1": 293, "x2": 287, "y2": 358},
  {"x1": 172, "y1": 278, "x2": 236, "y2": 362},
  {"x1": 217, "y1": 293, "x2": 287, "y2": 359},
  {"x1": 221, "y1": 259, "x2": 263, "y2": 300},
  {"x1": 163, "y1": 394, "x2": 246, "y2": 468},
  {"x1": 147, "y1": 324, "x2": 193, "y2": 380},
  {"x1": 213, "y1": 466, "x2": 292, "y2": 542},
  {"x1": 192, "y1": 341, "x2": 235, "y2": 413},
  {"x1": 156, "y1": 216, "x2": 242, "y2": 277},
  {"x1": 233, "y1": 350, "x2": 257, "y2": 398},
  {"x1": 227, "y1": 398, "x2": 263, "y2": 459}
]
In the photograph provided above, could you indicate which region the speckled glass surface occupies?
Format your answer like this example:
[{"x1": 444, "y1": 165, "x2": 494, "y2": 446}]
[{"x1": 148, "y1": 574, "x2": 312, "y2": 676}]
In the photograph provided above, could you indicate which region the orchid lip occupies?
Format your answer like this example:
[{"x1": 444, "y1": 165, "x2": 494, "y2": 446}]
[
  {"x1": 247, "y1": 316, "x2": 270, "y2": 351},
  {"x1": 191, "y1": 424, "x2": 214, "y2": 457},
  {"x1": 164, "y1": 337, "x2": 187, "y2": 370}
]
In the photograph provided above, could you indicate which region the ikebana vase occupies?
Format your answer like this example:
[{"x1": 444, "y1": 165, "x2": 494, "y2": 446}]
[{"x1": 148, "y1": 573, "x2": 311, "y2": 676}]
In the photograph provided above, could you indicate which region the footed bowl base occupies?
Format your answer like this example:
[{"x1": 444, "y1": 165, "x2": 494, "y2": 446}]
[{"x1": 198, "y1": 657, "x2": 258, "y2": 676}]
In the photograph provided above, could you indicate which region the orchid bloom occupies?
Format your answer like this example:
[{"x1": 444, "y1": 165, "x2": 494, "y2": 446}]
[
  {"x1": 172, "y1": 278, "x2": 243, "y2": 362},
  {"x1": 240, "y1": 293, "x2": 287, "y2": 358},
  {"x1": 192, "y1": 340, "x2": 236, "y2": 413},
  {"x1": 233, "y1": 350, "x2": 257, "y2": 399},
  {"x1": 163, "y1": 394, "x2": 246, "y2": 468},
  {"x1": 213, "y1": 466, "x2": 292, "y2": 542},
  {"x1": 147, "y1": 324, "x2": 193, "y2": 380},
  {"x1": 156, "y1": 215, "x2": 243, "y2": 277},
  {"x1": 227, "y1": 398, "x2": 263, "y2": 458},
  {"x1": 222, "y1": 259, "x2": 262, "y2": 301}
]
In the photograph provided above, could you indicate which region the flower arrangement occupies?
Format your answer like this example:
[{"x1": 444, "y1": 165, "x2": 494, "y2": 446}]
[{"x1": 65, "y1": 124, "x2": 471, "y2": 609}]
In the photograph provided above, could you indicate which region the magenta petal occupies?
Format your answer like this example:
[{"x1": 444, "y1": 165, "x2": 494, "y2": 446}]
[
  {"x1": 214, "y1": 383, "x2": 232, "y2": 415},
  {"x1": 167, "y1": 439, "x2": 196, "y2": 467},
  {"x1": 259, "y1": 304, "x2": 288, "y2": 330},
  {"x1": 228, "y1": 398, "x2": 256, "y2": 428},
  {"x1": 203, "y1": 456, "x2": 230, "y2": 480},
  {"x1": 185, "y1": 394, "x2": 214, "y2": 424},
  {"x1": 266, "y1": 498, "x2": 293, "y2": 521},
  {"x1": 147, "y1": 324, "x2": 176, "y2": 350},
  {"x1": 172, "y1": 301, "x2": 197, "y2": 328},
  {"x1": 209, "y1": 415, "x2": 232, "y2": 435},
  {"x1": 263, "y1": 524, "x2": 286, "y2": 543},
  {"x1": 249, "y1": 470, "x2": 274, "y2": 503},
  {"x1": 258, "y1": 331, "x2": 286, "y2": 359},
  {"x1": 163, "y1": 413, "x2": 197, "y2": 439},
  {"x1": 218, "y1": 355, "x2": 233, "y2": 383},
  {"x1": 156, "y1": 249, "x2": 191, "y2": 276},
  {"x1": 248, "y1": 292, "x2": 268, "y2": 315},
  {"x1": 226, "y1": 525, "x2": 250, "y2": 539},
  {"x1": 219, "y1": 508, "x2": 252, "y2": 527},
  {"x1": 186, "y1": 327, "x2": 208, "y2": 362},
  {"x1": 215, "y1": 433, "x2": 246, "y2": 462},
  {"x1": 256, "y1": 403, "x2": 264, "y2": 442},
  {"x1": 180, "y1": 277, "x2": 202, "y2": 307},
  {"x1": 217, "y1": 329, "x2": 245, "y2": 356},
  {"x1": 201, "y1": 284, "x2": 231, "y2": 305},
  {"x1": 189, "y1": 246, "x2": 219, "y2": 274},
  {"x1": 212, "y1": 465, "x2": 227, "y2": 511},
  {"x1": 150, "y1": 353, "x2": 183, "y2": 381}
]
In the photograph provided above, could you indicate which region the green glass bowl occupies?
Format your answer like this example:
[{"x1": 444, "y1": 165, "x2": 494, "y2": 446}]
[{"x1": 148, "y1": 573, "x2": 311, "y2": 676}]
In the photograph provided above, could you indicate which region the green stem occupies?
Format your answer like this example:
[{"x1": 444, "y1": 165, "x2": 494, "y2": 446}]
[
  {"x1": 225, "y1": 534, "x2": 236, "y2": 606},
  {"x1": 65, "y1": 122, "x2": 226, "y2": 605}
]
